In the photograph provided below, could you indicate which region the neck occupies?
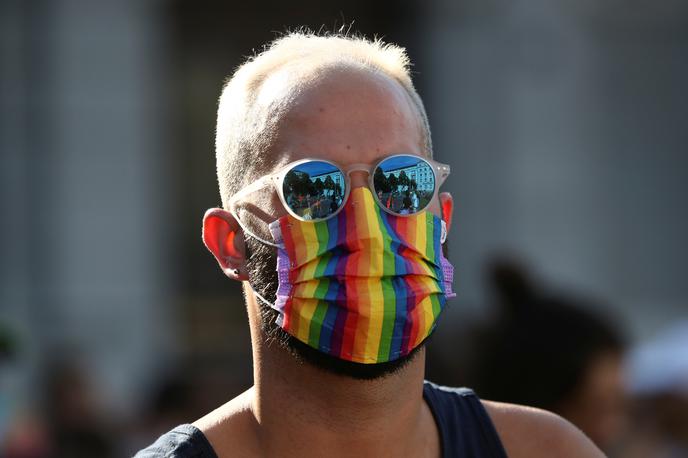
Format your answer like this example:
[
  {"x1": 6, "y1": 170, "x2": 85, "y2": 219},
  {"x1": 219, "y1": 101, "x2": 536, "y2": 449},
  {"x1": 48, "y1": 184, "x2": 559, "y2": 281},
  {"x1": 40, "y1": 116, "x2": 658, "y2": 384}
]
[{"x1": 246, "y1": 292, "x2": 437, "y2": 458}]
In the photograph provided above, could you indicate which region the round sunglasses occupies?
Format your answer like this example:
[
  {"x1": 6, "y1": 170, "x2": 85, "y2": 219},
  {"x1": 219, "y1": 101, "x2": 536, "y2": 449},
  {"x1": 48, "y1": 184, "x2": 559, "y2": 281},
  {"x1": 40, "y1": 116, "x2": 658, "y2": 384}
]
[{"x1": 229, "y1": 154, "x2": 451, "y2": 222}]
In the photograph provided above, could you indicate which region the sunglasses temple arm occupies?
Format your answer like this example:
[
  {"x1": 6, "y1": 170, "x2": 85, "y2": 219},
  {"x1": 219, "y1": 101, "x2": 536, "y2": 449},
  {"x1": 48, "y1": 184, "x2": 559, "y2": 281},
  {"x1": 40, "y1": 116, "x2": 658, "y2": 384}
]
[
  {"x1": 227, "y1": 176, "x2": 272, "y2": 209},
  {"x1": 226, "y1": 175, "x2": 283, "y2": 248}
]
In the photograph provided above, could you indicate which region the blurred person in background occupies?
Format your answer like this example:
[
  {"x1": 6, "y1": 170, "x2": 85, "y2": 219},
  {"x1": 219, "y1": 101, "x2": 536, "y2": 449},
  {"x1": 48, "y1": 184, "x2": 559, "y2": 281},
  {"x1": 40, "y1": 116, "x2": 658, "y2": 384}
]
[
  {"x1": 0, "y1": 325, "x2": 52, "y2": 458},
  {"x1": 136, "y1": 31, "x2": 603, "y2": 457},
  {"x1": 3, "y1": 357, "x2": 117, "y2": 458},
  {"x1": 615, "y1": 321, "x2": 688, "y2": 457},
  {"x1": 41, "y1": 359, "x2": 117, "y2": 458},
  {"x1": 128, "y1": 372, "x2": 195, "y2": 451},
  {"x1": 468, "y1": 259, "x2": 628, "y2": 454}
]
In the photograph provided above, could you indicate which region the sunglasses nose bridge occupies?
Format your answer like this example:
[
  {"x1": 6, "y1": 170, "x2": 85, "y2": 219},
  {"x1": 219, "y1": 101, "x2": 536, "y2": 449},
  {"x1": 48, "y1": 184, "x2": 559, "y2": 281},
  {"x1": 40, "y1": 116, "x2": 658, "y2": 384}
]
[{"x1": 345, "y1": 164, "x2": 372, "y2": 189}]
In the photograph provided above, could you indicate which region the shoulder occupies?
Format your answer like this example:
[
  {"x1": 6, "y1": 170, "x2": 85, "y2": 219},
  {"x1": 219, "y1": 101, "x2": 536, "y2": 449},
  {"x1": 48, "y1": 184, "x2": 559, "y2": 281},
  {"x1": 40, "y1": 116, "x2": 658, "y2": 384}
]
[
  {"x1": 482, "y1": 400, "x2": 605, "y2": 458},
  {"x1": 191, "y1": 388, "x2": 260, "y2": 457},
  {"x1": 135, "y1": 388, "x2": 257, "y2": 458},
  {"x1": 133, "y1": 424, "x2": 217, "y2": 458}
]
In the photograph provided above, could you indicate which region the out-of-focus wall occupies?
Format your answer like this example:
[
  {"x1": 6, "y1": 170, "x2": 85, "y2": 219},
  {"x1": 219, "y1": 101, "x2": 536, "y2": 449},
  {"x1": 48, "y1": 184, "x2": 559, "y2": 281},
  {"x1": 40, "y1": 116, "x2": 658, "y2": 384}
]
[
  {"x1": 1, "y1": 0, "x2": 176, "y2": 417},
  {"x1": 422, "y1": 0, "x2": 688, "y2": 340}
]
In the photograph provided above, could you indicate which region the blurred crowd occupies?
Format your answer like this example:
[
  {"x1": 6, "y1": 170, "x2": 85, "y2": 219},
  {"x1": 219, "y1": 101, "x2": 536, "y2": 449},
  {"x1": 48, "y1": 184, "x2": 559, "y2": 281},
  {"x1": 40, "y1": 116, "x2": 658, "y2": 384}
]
[
  {"x1": 0, "y1": 257, "x2": 686, "y2": 457},
  {"x1": 424, "y1": 258, "x2": 688, "y2": 458}
]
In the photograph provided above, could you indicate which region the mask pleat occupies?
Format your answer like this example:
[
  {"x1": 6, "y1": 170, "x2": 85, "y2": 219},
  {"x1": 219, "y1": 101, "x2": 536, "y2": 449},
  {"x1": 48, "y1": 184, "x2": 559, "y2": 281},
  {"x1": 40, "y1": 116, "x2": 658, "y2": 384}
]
[{"x1": 266, "y1": 187, "x2": 455, "y2": 364}]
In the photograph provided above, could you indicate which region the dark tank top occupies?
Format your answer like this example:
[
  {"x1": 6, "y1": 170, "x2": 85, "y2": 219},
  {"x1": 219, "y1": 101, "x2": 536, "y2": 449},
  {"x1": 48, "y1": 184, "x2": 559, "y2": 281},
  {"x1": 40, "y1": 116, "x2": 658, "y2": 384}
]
[
  {"x1": 422, "y1": 381, "x2": 508, "y2": 457},
  {"x1": 134, "y1": 381, "x2": 507, "y2": 458}
]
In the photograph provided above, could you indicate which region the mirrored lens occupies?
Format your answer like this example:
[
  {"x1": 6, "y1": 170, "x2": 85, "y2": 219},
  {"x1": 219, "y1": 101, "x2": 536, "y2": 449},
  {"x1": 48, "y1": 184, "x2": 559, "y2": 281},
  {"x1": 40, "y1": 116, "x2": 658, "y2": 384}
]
[
  {"x1": 282, "y1": 161, "x2": 346, "y2": 220},
  {"x1": 373, "y1": 155, "x2": 435, "y2": 215}
]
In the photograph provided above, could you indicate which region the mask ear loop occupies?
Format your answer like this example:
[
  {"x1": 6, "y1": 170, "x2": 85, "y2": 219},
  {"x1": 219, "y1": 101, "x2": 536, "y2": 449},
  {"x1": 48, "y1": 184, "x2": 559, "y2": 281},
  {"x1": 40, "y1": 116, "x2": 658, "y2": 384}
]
[
  {"x1": 251, "y1": 287, "x2": 280, "y2": 314},
  {"x1": 228, "y1": 208, "x2": 283, "y2": 248},
  {"x1": 227, "y1": 180, "x2": 285, "y2": 312}
]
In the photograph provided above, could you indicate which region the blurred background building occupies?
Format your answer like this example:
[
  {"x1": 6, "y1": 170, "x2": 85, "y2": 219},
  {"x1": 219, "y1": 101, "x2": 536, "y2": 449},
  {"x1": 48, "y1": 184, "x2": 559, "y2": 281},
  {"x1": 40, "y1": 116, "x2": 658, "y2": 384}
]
[{"x1": 1, "y1": 0, "x2": 687, "y2": 456}]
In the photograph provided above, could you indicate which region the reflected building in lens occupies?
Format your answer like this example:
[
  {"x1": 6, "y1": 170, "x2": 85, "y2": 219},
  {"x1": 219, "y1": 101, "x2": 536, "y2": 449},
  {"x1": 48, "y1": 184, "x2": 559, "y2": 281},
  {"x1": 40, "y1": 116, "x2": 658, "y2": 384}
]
[
  {"x1": 382, "y1": 161, "x2": 434, "y2": 192},
  {"x1": 306, "y1": 161, "x2": 434, "y2": 195},
  {"x1": 309, "y1": 170, "x2": 344, "y2": 196}
]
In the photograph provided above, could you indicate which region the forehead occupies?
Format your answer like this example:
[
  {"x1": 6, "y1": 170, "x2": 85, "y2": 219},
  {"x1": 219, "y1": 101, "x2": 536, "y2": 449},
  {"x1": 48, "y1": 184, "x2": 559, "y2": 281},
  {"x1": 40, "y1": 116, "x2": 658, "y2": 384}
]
[{"x1": 257, "y1": 65, "x2": 425, "y2": 171}]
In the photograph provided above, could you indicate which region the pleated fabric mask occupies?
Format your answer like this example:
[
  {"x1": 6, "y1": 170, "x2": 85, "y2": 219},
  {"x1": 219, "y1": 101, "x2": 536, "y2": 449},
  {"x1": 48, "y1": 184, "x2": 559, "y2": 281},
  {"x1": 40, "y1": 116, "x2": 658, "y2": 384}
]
[{"x1": 259, "y1": 186, "x2": 456, "y2": 364}]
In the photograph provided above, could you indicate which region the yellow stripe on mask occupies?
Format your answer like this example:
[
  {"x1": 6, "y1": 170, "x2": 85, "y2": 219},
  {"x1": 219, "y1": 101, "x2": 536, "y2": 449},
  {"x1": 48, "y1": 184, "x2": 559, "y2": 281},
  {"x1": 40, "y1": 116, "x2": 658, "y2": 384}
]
[
  {"x1": 414, "y1": 214, "x2": 430, "y2": 275},
  {"x1": 300, "y1": 220, "x2": 318, "y2": 262},
  {"x1": 361, "y1": 275, "x2": 383, "y2": 361},
  {"x1": 415, "y1": 294, "x2": 433, "y2": 348},
  {"x1": 353, "y1": 188, "x2": 374, "y2": 277},
  {"x1": 294, "y1": 282, "x2": 319, "y2": 342},
  {"x1": 351, "y1": 278, "x2": 370, "y2": 362}
]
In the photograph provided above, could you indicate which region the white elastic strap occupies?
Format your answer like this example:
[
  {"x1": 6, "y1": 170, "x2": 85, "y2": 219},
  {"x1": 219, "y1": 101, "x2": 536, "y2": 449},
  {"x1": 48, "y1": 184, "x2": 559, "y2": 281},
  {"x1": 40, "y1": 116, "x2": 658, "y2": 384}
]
[
  {"x1": 251, "y1": 287, "x2": 284, "y2": 326},
  {"x1": 228, "y1": 208, "x2": 282, "y2": 248},
  {"x1": 441, "y1": 219, "x2": 448, "y2": 244},
  {"x1": 252, "y1": 288, "x2": 274, "y2": 308}
]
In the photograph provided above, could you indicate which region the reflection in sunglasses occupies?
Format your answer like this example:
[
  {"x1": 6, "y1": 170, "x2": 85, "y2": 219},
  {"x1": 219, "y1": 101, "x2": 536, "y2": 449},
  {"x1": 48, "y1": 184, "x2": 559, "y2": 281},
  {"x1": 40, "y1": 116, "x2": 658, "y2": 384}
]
[
  {"x1": 281, "y1": 156, "x2": 437, "y2": 221},
  {"x1": 374, "y1": 156, "x2": 434, "y2": 215},
  {"x1": 283, "y1": 162, "x2": 345, "y2": 220}
]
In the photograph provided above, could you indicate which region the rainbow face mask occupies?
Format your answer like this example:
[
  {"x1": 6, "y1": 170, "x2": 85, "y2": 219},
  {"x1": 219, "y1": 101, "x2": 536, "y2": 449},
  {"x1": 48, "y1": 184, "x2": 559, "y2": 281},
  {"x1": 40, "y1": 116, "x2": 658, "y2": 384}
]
[{"x1": 257, "y1": 187, "x2": 455, "y2": 364}]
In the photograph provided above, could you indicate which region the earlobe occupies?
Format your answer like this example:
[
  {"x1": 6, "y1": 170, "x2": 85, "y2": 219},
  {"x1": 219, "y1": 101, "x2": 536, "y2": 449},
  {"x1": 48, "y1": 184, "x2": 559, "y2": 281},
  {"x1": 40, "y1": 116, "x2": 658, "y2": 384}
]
[
  {"x1": 439, "y1": 192, "x2": 454, "y2": 233},
  {"x1": 202, "y1": 208, "x2": 248, "y2": 280}
]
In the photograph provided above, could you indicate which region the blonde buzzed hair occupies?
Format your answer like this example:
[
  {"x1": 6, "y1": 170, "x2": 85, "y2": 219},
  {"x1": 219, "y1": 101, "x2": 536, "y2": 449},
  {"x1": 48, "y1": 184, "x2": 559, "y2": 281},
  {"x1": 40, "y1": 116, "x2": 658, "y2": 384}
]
[{"x1": 215, "y1": 31, "x2": 432, "y2": 209}]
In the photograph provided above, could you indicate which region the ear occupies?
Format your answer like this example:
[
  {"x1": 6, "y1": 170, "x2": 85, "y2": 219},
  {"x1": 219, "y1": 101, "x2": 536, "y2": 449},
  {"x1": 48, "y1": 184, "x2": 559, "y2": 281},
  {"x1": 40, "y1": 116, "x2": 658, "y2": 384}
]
[
  {"x1": 439, "y1": 192, "x2": 454, "y2": 233},
  {"x1": 202, "y1": 208, "x2": 248, "y2": 281}
]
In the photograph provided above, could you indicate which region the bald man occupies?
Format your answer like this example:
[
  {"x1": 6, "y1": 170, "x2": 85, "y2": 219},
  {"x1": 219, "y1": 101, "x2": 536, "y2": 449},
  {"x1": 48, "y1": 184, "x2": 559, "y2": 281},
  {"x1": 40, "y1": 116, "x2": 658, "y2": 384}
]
[{"x1": 136, "y1": 32, "x2": 604, "y2": 458}]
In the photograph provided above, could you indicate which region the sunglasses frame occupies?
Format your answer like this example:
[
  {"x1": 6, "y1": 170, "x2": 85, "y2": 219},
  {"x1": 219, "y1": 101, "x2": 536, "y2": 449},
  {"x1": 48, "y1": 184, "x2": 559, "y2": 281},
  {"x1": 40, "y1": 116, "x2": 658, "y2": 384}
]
[{"x1": 229, "y1": 154, "x2": 451, "y2": 223}]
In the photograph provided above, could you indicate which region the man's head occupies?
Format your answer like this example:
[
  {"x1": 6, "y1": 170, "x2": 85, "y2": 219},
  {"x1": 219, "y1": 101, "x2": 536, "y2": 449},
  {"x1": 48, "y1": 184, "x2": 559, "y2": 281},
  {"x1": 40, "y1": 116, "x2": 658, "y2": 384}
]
[
  {"x1": 214, "y1": 33, "x2": 433, "y2": 207},
  {"x1": 203, "y1": 32, "x2": 453, "y2": 379}
]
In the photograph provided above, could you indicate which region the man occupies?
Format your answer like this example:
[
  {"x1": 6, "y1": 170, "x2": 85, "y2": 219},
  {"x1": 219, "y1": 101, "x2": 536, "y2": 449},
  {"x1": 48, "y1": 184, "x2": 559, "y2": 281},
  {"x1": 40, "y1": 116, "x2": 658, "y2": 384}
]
[{"x1": 136, "y1": 32, "x2": 604, "y2": 457}]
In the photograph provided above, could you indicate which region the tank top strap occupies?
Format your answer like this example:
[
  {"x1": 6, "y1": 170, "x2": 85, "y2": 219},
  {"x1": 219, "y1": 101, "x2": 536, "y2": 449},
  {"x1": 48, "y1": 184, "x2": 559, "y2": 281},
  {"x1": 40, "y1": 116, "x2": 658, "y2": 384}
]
[{"x1": 423, "y1": 381, "x2": 508, "y2": 458}]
